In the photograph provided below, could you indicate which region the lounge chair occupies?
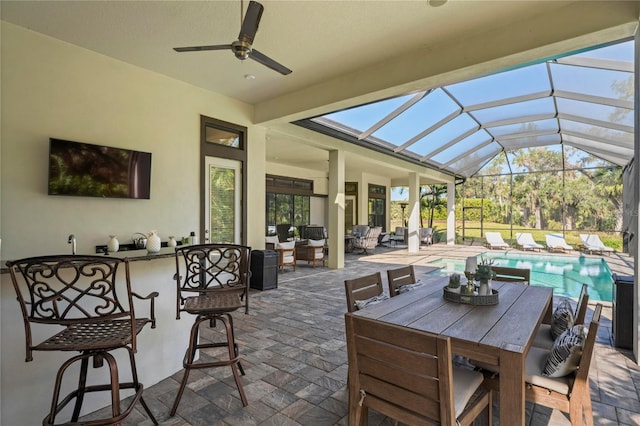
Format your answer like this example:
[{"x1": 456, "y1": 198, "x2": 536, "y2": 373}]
[
  {"x1": 545, "y1": 233, "x2": 573, "y2": 252},
  {"x1": 419, "y1": 227, "x2": 433, "y2": 245},
  {"x1": 485, "y1": 232, "x2": 509, "y2": 249},
  {"x1": 579, "y1": 234, "x2": 614, "y2": 255},
  {"x1": 515, "y1": 232, "x2": 544, "y2": 251}
]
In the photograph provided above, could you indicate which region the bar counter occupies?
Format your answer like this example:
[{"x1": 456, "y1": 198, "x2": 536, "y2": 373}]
[{"x1": 1, "y1": 248, "x2": 192, "y2": 425}]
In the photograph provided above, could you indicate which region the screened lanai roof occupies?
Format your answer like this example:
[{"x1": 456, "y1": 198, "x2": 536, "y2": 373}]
[{"x1": 300, "y1": 39, "x2": 635, "y2": 178}]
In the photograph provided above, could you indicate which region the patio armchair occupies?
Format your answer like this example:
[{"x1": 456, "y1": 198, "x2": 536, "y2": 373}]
[
  {"x1": 515, "y1": 232, "x2": 543, "y2": 251},
  {"x1": 276, "y1": 224, "x2": 293, "y2": 242},
  {"x1": 305, "y1": 225, "x2": 327, "y2": 240},
  {"x1": 485, "y1": 232, "x2": 509, "y2": 249},
  {"x1": 275, "y1": 240, "x2": 296, "y2": 272},
  {"x1": 353, "y1": 226, "x2": 382, "y2": 254},
  {"x1": 545, "y1": 233, "x2": 574, "y2": 252},
  {"x1": 579, "y1": 234, "x2": 614, "y2": 255},
  {"x1": 350, "y1": 224, "x2": 370, "y2": 238},
  {"x1": 420, "y1": 227, "x2": 434, "y2": 245},
  {"x1": 296, "y1": 238, "x2": 326, "y2": 268},
  {"x1": 391, "y1": 226, "x2": 406, "y2": 246}
]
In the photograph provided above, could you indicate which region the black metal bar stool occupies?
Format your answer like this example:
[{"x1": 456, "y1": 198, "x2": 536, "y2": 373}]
[
  {"x1": 170, "y1": 244, "x2": 251, "y2": 416},
  {"x1": 6, "y1": 255, "x2": 158, "y2": 426}
]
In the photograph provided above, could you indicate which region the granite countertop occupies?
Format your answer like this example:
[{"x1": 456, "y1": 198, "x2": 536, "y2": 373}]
[{"x1": 1, "y1": 247, "x2": 178, "y2": 274}]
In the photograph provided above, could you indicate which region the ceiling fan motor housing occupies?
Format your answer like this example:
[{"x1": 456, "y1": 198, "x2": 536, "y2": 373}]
[{"x1": 232, "y1": 40, "x2": 252, "y2": 60}]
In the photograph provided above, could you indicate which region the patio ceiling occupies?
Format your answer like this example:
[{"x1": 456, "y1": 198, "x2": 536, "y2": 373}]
[{"x1": 300, "y1": 39, "x2": 635, "y2": 179}]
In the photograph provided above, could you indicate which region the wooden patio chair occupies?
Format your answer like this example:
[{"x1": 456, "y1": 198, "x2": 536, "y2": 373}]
[
  {"x1": 386, "y1": 265, "x2": 416, "y2": 297},
  {"x1": 345, "y1": 314, "x2": 492, "y2": 426},
  {"x1": 484, "y1": 304, "x2": 602, "y2": 426},
  {"x1": 275, "y1": 240, "x2": 296, "y2": 272},
  {"x1": 344, "y1": 272, "x2": 385, "y2": 312},
  {"x1": 296, "y1": 238, "x2": 326, "y2": 268},
  {"x1": 492, "y1": 266, "x2": 530, "y2": 284}
]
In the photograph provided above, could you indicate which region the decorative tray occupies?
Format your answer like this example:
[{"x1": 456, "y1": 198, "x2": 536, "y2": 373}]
[{"x1": 443, "y1": 286, "x2": 499, "y2": 305}]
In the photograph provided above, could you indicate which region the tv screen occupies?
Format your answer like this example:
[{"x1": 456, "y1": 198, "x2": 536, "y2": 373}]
[{"x1": 48, "y1": 138, "x2": 152, "y2": 199}]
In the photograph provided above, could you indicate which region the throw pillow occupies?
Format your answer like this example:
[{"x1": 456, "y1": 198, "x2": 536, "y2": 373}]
[
  {"x1": 550, "y1": 299, "x2": 574, "y2": 340},
  {"x1": 397, "y1": 281, "x2": 424, "y2": 294},
  {"x1": 543, "y1": 324, "x2": 586, "y2": 377},
  {"x1": 354, "y1": 294, "x2": 389, "y2": 310}
]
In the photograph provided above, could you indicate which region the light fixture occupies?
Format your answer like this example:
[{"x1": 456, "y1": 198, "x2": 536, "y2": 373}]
[{"x1": 244, "y1": 74, "x2": 256, "y2": 80}]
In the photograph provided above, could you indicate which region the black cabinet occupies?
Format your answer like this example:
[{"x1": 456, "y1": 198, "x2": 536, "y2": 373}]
[
  {"x1": 250, "y1": 250, "x2": 278, "y2": 291},
  {"x1": 613, "y1": 274, "x2": 634, "y2": 349}
]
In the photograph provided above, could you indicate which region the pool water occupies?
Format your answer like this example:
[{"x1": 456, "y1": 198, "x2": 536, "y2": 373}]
[{"x1": 427, "y1": 252, "x2": 613, "y2": 302}]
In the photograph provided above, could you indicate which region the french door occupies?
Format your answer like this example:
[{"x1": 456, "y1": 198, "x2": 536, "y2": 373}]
[{"x1": 205, "y1": 157, "x2": 241, "y2": 244}]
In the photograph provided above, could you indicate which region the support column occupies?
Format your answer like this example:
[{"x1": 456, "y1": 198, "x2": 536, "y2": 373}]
[
  {"x1": 328, "y1": 150, "x2": 345, "y2": 269},
  {"x1": 447, "y1": 181, "x2": 456, "y2": 245},
  {"x1": 408, "y1": 172, "x2": 420, "y2": 253}
]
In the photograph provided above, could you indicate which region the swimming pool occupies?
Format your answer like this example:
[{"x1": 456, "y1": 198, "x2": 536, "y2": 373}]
[{"x1": 427, "y1": 252, "x2": 614, "y2": 302}]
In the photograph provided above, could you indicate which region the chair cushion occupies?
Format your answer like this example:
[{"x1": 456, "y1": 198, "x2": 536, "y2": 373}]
[
  {"x1": 276, "y1": 241, "x2": 295, "y2": 250},
  {"x1": 452, "y1": 366, "x2": 484, "y2": 418},
  {"x1": 525, "y1": 346, "x2": 572, "y2": 395},
  {"x1": 282, "y1": 255, "x2": 295, "y2": 263},
  {"x1": 532, "y1": 324, "x2": 554, "y2": 350},
  {"x1": 265, "y1": 235, "x2": 279, "y2": 244},
  {"x1": 354, "y1": 294, "x2": 389, "y2": 310},
  {"x1": 550, "y1": 299, "x2": 574, "y2": 339},
  {"x1": 543, "y1": 324, "x2": 585, "y2": 378},
  {"x1": 308, "y1": 238, "x2": 325, "y2": 247}
]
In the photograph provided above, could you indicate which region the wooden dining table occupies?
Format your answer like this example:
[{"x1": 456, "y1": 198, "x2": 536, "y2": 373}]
[{"x1": 350, "y1": 274, "x2": 553, "y2": 425}]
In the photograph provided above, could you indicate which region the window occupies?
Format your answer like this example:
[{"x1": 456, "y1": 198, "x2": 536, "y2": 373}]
[
  {"x1": 266, "y1": 175, "x2": 313, "y2": 235},
  {"x1": 266, "y1": 193, "x2": 310, "y2": 235},
  {"x1": 368, "y1": 184, "x2": 386, "y2": 229}
]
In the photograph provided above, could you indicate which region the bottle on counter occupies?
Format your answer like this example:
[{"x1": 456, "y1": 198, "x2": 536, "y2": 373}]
[{"x1": 189, "y1": 231, "x2": 199, "y2": 245}]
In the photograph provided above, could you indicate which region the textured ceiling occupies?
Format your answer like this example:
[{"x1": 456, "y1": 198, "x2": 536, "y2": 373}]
[{"x1": 0, "y1": 0, "x2": 570, "y2": 105}]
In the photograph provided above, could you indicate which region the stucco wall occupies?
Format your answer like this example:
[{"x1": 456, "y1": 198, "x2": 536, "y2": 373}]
[
  {"x1": 1, "y1": 22, "x2": 264, "y2": 260},
  {"x1": 0, "y1": 21, "x2": 267, "y2": 424}
]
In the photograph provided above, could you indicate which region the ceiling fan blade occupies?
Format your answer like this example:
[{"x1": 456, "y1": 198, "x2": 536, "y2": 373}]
[
  {"x1": 174, "y1": 44, "x2": 233, "y2": 52},
  {"x1": 239, "y1": 1, "x2": 263, "y2": 44},
  {"x1": 250, "y1": 49, "x2": 292, "y2": 75}
]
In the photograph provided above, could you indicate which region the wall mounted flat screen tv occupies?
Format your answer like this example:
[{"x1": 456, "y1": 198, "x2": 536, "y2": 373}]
[{"x1": 48, "y1": 138, "x2": 152, "y2": 199}]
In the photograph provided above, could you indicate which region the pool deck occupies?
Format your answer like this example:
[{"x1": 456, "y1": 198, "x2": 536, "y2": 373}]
[{"x1": 88, "y1": 242, "x2": 638, "y2": 425}]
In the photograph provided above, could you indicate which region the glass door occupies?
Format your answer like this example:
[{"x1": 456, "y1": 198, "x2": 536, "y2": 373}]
[
  {"x1": 345, "y1": 195, "x2": 356, "y2": 233},
  {"x1": 205, "y1": 157, "x2": 241, "y2": 244}
]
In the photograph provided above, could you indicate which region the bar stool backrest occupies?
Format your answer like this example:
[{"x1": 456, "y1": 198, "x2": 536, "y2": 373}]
[
  {"x1": 174, "y1": 244, "x2": 251, "y2": 317},
  {"x1": 6, "y1": 255, "x2": 135, "y2": 361}
]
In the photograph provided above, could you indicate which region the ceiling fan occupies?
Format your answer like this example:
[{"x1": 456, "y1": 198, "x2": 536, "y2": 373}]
[{"x1": 173, "y1": 0, "x2": 292, "y2": 75}]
